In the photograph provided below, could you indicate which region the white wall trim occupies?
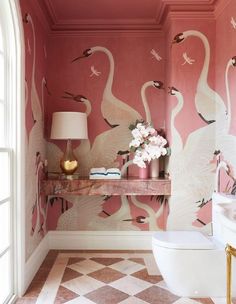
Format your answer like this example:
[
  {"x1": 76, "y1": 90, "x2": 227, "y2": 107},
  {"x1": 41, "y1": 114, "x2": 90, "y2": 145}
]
[
  {"x1": 23, "y1": 234, "x2": 49, "y2": 296},
  {"x1": 48, "y1": 231, "x2": 154, "y2": 250},
  {"x1": 11, "y1": 0, "x2": 26, "y2": 298}
]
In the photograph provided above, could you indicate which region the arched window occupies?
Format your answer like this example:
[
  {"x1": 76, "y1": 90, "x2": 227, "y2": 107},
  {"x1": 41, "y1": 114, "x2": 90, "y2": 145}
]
[{"x1": 0, "y1": 1, "x2": 24, "y2": 303}]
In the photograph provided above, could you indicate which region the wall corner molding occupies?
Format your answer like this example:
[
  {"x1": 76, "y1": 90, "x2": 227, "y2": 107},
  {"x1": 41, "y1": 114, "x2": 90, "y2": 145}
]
[
  {"x1": 214, "y1": 0, "x2": 232, "y2": 19},
  {"x1": 29, "y1": 0, "x2": 51, "y2": 34}
]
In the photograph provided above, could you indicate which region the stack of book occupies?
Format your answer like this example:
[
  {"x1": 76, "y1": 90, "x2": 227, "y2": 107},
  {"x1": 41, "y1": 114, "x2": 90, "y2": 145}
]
[{"x1": 89, "y1": 168, "x2": 121, "y2": 179}]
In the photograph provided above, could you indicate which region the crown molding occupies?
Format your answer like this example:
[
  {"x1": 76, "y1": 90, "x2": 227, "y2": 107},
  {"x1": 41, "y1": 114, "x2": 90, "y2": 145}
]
[
  {"x1": 48, "y1": 29, "x2": 164, "y2": 38},
  {"x1": 158, "y1": 0, "x2": 217, "y2": 24},
  {"x1": 168, "y1": 11, "x2": 215, "y2": 20},
  {"x1": 50, "y1": 18, "x2": 162, "y2": 32},
  {"x1": 38, "y1": 0, "x2": 220, "y2": 34}
]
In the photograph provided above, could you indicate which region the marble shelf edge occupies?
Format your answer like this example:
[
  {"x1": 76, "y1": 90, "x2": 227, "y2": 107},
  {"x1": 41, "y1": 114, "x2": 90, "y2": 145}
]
[{"x1": 41, "y1": 177, "x2": 171, "y2": 196}]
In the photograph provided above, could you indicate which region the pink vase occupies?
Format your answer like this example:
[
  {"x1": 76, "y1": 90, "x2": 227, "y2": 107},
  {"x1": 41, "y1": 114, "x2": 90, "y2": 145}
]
[{"x1": 139, "y1": 165, "x2": 149, "y2": 179}]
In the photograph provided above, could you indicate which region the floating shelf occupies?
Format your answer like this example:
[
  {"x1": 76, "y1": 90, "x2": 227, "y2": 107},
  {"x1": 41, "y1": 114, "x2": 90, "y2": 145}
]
[{"x1": 41, "y1": 177, "x2": 171, "y2": 196}]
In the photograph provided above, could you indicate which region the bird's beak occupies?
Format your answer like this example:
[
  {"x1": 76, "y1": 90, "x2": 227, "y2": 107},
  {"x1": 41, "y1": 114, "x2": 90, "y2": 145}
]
[
  {"x1": 71, "y1": 48, "x2": 91, "y2": 63},
  {"x1": 154, "y1": 81, "x2": 165, "y2": 90},
  {"x1": 71, "y1": 55, "x2": 86, "y2": 62},
  {"x1": 168, "y1": 86, "x2": 179, "y2": 95},
  {"x1": 232, "y1": 56, "x2": 236, "y2": 67}
]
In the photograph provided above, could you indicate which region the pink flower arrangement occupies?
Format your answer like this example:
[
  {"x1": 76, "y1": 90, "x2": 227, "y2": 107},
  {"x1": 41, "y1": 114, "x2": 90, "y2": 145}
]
[{"x1": 129, "y1": 120, "x2": 167, "y2": 168}]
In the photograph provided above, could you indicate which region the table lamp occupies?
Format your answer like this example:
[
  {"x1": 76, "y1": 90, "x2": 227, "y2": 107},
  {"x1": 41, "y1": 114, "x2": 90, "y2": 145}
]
[{"x1": 50, "y1": 111, "x2": 88, "y2": 176}]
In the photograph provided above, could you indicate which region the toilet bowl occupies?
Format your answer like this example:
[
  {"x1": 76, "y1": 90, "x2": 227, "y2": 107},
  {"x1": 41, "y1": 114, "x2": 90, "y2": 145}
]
[{"x1": 152, "y1": 192, "x2": 236, "y2": 297}]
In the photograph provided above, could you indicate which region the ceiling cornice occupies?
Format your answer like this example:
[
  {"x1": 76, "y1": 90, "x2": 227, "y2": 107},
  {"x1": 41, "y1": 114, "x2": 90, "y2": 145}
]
[
  {"x1": 38, "y1": 0, "x2": 221, "y2": 34},
  {"x1": 48, "y1": 30, "x2": 165, "y2": 38},
  {"x1": 156, "y1": 0, "x2": 217, "y2": 24},
  {"x1": 50, "y1": 20, "x2": 162, "y2": 32}
]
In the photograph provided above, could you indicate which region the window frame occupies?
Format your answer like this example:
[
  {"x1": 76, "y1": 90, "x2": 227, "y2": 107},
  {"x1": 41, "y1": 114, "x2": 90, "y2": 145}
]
[{"x1": 0, "y1": 0, "x2": 25, "y2": 302}]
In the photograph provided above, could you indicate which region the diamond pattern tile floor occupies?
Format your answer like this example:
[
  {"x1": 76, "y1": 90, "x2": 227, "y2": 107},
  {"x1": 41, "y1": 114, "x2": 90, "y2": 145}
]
[
  {"x1": 85, "y1": 285, "x2": 129, "y2": 304},
  {"x1": 88, "y1": 267, "x2": 126, "y2": 283},
  {"x1": 16, "y1": 250, "x2": 234, "y2": 304}
]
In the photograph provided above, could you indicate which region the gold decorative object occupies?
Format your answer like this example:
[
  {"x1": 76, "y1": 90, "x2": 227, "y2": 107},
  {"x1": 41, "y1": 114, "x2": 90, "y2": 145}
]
[
  {"x1": 50, "y1": 112, "x2": 88, "y2": 176},
  {"x1": 60, "y1": 139, "x2": 78, "y2": 175},
  {"x1": 225, "y1": 244, "x2": 236, "y2": 304}
]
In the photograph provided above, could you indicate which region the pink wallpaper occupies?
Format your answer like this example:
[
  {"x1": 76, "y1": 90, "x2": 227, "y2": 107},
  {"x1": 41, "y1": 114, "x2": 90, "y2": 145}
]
[
  {"x1": 45, "y1": 34, "x2": 168, "y2": 232},
  {"x1": 45, "y1": 35, "x2": 166, "y2": 143},
  {"x1": 166, "y1": 20, "x2": 216, "y2": 231}
]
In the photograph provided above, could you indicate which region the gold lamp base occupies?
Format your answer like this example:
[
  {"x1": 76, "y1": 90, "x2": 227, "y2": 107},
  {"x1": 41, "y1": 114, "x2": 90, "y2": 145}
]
[{"x1": 60, "y1": 139, "x2": 78, "y2": 175}]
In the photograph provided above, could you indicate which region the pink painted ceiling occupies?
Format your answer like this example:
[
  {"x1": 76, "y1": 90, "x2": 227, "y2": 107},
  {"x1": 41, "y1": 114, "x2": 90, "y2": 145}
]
[{"x1": 38, "y1": 0, "x2": 217, "y2": 31}]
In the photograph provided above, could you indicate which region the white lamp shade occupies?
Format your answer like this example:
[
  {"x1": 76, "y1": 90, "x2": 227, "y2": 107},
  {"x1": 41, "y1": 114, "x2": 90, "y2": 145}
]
[{"x1": 50, "y1": 111, "x2": 88, "y2": 140}]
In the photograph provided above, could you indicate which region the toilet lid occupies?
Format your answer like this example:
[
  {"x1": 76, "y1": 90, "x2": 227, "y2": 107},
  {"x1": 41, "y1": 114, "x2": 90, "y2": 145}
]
[{"x1": 152, "y1": 231, "x2": 215, "y2": 250}]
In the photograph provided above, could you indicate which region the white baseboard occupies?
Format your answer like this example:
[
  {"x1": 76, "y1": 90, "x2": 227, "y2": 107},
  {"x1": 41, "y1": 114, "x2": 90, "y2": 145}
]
[
  {"x1": 48, "y1": 231, "x2": 154, "y2": 250},
  {"x1": 24, "y1": 234, "x2": 49, "y2": 294}
]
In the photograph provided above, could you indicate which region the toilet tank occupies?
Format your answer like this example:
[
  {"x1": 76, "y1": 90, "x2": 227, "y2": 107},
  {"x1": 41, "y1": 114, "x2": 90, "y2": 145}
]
[{"x1": 212, "y1": 192, "x2": 236, "y2": 243}]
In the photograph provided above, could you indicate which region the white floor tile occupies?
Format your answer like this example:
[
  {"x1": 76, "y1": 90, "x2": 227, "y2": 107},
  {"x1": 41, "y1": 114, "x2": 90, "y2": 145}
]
[
  {"x1": 109, "y1": 276, "x2": 152, "y2": 296},
  {"x1": 119, "y1": 296, "x2": 149, "y2": 304},
  {"x1": 68, "y1": 259, "x2": 104, "y2": 275},
  {"x1": 62, "y1": 276, "x2": 105, "y2": 295},
  {"x1": 173, "y1": 298, "x2": 201, "y2": 304},
  {"x1": 65, "y1": 296, "x2": 97, "y2": 303},
  {"x1": 109, "y1": 259, "x2": 145, "y2": 274}
]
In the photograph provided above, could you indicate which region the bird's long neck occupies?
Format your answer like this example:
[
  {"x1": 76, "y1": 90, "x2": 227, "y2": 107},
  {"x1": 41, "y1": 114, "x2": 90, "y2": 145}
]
[
  {"x1": 225, "y1": 61, "x2": 232, "y2": 130},
  {"x1": 215, "y1": 161, "x2": 227, "y2": 192},
  {"x1": 194, "y1": 32, "x2": 210, "y2": 87},
  {"x1": 101, "y1": 48, "x2": 114, "y2": 96},
  {"x1": 131, "y1": 196, "x2": 156, "y2": 218},
  {"x1": 141, "y1": 82, "x2": 152, "y2": 124},
  {"x1": 29, "y1": 16, "x2": 36, "y2": 82},
  {"x1": 25, "y1": 80, "x2": 28, "y2": 106},
  {"x1": 84, "y1": 100, "x2": 92, "y2": 116},
  {"x1": 120, "y1": 195, "x2": 131, "y2": 216},
  {"x1": 171, "y1": 93, "x2": 184, "y2": 153},
  {"x1": 41, "y1": 80, "x2": 45, "y2": 124}
]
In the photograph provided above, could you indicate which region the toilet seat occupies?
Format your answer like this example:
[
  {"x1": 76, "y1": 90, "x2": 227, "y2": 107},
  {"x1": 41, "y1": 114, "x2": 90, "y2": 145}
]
[{"x1": 152, "y1": 231, "x2": 215, "y2": 250}]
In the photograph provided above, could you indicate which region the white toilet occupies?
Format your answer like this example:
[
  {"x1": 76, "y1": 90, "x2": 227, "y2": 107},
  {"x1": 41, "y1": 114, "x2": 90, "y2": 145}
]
[{"x1": 152, "y1": 192, "x2": 236, "y2": 297}]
